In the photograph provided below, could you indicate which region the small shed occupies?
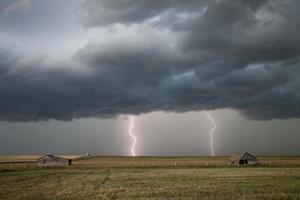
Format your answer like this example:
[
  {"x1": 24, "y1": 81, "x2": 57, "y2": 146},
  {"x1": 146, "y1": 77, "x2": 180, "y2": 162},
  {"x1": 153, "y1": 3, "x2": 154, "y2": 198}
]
[
  {"x1": 37, "y1": 154, "x2": 72, "y2": 167},
  {"x1": 229, "y1": 152, "x2": 259, "y2": 166}
]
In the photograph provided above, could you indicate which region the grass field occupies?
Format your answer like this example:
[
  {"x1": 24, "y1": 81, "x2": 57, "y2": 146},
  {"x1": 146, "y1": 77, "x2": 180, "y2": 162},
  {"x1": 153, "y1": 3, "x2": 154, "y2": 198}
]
[{"x1": 0, "y1": 156, "x2": 300, "y2": 200}]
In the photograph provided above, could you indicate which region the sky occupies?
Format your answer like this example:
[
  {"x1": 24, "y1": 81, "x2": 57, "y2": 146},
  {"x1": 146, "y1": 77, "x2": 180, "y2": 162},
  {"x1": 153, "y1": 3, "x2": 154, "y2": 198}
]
[{"x1": 0, "y1": 0, "x2": 299, "y2": 156}]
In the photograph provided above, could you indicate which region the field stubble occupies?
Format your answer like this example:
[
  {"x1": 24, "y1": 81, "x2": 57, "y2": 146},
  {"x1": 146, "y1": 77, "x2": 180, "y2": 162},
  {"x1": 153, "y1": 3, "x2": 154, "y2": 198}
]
[{"x1": 0, "y1": 156, "x2": 300, "y2": 200}]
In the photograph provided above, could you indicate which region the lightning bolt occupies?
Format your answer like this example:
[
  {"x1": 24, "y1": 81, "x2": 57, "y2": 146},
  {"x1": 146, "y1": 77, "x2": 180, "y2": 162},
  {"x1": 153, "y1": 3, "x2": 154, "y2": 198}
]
[
  {"x1": 205, "y1": 112, "x2": 216, "y2": 157},
  {"x1": 128, "y1": 116, "x2": 137, "y2": 157}
]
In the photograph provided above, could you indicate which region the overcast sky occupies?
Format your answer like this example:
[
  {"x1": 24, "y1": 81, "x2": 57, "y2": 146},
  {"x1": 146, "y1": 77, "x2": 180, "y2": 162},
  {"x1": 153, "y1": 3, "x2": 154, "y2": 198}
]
[{"x1": 0, "y1": 0, "x2": 299, "y2": 156}]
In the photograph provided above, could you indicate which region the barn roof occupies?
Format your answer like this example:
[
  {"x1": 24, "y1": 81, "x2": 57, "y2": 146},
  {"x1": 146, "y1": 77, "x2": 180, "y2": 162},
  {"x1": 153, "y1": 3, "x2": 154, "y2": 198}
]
[
  {"x1": 240, "y1": 152, "x2": 258, "y2": 161},
  {"x1": 38, "y1": 154, "x2": 68, "y2": 161},
  {"x1": 229, "y1": 152, "x2": 258, "y2": 162}
]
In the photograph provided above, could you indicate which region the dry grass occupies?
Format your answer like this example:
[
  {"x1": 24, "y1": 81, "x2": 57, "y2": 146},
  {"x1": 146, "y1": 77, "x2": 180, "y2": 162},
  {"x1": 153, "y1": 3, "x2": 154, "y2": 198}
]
[
  {"x1": 72, "y1": 156, "x2": 229, "y2": 168},
  {"x1": 0, "y1": 156, "x2": 300, "y2": 199},
  {"x1": 0, "y1": 155, "x2": 41, "y2": 161},
  {"x1": 0, "y1": 167, "x2": 300, "y2": 200},
  {"x1": 71, "y1": 156, "x2": 300, "y2": 168},
  {"x1": 1, "y1": 156, "x2": 300, "y2": 170},
  {"x1": 0, "y1": 155, "x2": 83, "y2": 161}
]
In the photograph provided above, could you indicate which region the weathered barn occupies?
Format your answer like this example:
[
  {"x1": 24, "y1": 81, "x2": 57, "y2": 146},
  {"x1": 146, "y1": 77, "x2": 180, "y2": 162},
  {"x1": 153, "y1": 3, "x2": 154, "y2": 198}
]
[
  {"x1": 229, "y1": 152, "x2": 259, "y2": 166},
  {"x1": 37, "y1": 154, "x2": 72, "y2": 167}
]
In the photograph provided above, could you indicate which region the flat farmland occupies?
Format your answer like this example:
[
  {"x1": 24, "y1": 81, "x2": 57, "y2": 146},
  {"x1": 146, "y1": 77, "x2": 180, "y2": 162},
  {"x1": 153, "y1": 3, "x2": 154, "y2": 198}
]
[{"x1": 0, "y1": 156, "x2": 300, "y2": 200}]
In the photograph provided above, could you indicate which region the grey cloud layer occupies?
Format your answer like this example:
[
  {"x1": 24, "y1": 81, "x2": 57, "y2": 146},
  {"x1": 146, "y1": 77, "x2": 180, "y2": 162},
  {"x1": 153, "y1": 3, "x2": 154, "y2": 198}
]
[
  {"x1": 0, "y1": 0, "x2": 31, "y2": 15},
  {"x1": 0, "y1": 0, "x2": 300, "y2": 121}
]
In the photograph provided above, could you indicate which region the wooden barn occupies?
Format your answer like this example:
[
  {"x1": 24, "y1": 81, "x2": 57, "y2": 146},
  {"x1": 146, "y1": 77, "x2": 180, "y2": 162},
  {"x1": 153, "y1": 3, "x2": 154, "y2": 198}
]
[
  {"x1": 229, "y1": 152, "x2": 259, "y2": 166},
  {"x1": 37, "y1": 154, "x2": 72, "y2": 167}
]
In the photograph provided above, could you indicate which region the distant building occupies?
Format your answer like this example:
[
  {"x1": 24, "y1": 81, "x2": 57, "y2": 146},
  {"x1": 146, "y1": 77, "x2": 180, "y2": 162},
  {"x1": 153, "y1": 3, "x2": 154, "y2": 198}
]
[
  {"x1": 229, "y1": 152, "x2": 259, "y2": 166},
  {"x1": 37, "y1": 154, "x2": 72, "y2": 167}
]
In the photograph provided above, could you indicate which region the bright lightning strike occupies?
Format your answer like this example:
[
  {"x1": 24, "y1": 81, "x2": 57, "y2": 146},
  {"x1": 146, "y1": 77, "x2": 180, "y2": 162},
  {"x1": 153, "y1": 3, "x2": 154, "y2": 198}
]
[
  {"x1": 205, "y1": 112, "x2": 216, "y2": 157},
  {"x1": 128, "y1": 116, "x2": 137, "y2": 157}
]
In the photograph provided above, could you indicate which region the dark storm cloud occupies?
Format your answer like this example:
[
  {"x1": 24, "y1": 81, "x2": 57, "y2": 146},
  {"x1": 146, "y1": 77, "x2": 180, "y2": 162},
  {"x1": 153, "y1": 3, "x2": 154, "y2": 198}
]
[
  {"x1": 0, "y1": 0, "x2": 30, "y2": 15},
  {"x1": 81, "y1": 0, "x2": 209, "y2": 27},
  {"x1": 0, "y1": 0, "x2": 300, "y2": 121}
]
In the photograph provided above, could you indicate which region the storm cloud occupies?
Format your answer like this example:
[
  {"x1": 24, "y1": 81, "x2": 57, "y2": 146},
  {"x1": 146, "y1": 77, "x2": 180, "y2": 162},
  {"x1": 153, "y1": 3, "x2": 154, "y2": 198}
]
[
  {"x1": 0, "y1": 0, "x2": 31, "y2": 15},
  {"x1": 0, "y1": 0, "x2": 300, "y2": 122}
]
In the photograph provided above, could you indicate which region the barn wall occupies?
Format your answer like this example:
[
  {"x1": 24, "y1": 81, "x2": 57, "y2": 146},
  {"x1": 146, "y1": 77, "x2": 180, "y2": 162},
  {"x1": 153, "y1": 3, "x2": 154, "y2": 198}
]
[
  {"x1": 37, "y1": 157, "x2": 71, "y2": 167},
  {"x1": 37, "y1": 161, "x2": 69, "y2": 167}
]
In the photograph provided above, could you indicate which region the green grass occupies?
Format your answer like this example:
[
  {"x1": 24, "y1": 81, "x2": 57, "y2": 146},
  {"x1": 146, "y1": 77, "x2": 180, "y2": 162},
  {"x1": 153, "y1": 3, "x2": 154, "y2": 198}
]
[{"x1": 1, "y1": 156, "x2": 300, "y2": 199}]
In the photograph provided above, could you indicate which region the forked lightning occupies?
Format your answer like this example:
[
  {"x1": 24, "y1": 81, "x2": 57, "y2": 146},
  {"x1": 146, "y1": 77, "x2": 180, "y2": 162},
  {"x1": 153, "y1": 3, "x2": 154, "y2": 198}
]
[
  {"x1": 128, "y1": 116, "x2": 137, "y2": 156},
  {"x1": 205, "y1": 112, "x2": 216, "y2": 156}
]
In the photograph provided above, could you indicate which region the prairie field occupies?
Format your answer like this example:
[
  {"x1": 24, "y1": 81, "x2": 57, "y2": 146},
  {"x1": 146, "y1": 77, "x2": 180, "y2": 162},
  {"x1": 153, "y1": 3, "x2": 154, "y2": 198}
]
[{"x1": 0, "y1": 156, "x2": 300, "y2": 200}]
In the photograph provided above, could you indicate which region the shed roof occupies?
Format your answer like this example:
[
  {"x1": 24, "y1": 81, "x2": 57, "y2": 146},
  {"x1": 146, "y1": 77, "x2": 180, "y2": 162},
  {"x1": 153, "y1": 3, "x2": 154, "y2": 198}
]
[
  {"x1": 240, "y1": 152, "x2": 258, "y2": 161},
  {"x1": 230, "y1": 152, "x2": 258, "y2": 162},
  {"x1": 38, "y1": 154, "x2": 68, "y2": 162}
]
